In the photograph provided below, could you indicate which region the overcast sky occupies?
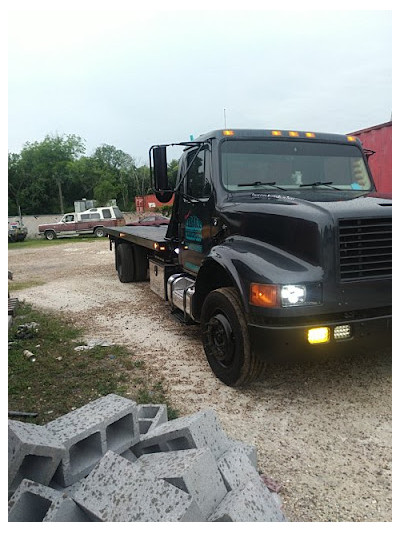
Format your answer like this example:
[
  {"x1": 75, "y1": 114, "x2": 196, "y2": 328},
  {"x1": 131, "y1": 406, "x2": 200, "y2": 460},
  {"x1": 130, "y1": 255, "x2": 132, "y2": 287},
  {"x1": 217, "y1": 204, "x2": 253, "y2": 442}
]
[{"x1": 7, "y1": 3, "x2": 392, "y2": 164}]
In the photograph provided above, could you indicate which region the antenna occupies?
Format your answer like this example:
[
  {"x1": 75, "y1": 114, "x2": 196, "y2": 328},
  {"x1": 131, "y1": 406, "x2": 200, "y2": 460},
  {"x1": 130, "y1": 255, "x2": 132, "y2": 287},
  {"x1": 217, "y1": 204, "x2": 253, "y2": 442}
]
[{"x1": 224, "y1": 108, "x2": 227, "y2": 129}]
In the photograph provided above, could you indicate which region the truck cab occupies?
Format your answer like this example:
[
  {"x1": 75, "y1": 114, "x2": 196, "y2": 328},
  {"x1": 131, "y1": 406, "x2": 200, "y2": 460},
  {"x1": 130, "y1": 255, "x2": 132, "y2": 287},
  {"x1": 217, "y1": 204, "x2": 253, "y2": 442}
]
[{"x1": 108, "y1": 129, "x2": 392, "y2": 387}]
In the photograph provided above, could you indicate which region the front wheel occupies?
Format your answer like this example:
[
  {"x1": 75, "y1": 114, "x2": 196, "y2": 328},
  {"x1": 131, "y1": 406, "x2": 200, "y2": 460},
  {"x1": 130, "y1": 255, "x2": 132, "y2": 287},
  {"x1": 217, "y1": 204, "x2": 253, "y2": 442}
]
[{"x1": 201, "y1": 287, "x2": 266, "y2": 387}]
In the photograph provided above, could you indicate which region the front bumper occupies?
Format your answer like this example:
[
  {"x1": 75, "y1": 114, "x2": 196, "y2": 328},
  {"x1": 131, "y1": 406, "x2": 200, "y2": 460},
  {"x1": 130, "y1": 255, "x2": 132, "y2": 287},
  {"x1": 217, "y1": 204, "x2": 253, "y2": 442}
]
[{"x1": 248, "y1": 313, "x2": 392, "y2": 360}]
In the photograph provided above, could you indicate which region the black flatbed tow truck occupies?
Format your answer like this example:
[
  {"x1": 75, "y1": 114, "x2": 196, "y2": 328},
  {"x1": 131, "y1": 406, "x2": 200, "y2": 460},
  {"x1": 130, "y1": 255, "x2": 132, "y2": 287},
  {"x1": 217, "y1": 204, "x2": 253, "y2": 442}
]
[{"x1": 106, "y1": 128, "x2": 392, "y2": 387}]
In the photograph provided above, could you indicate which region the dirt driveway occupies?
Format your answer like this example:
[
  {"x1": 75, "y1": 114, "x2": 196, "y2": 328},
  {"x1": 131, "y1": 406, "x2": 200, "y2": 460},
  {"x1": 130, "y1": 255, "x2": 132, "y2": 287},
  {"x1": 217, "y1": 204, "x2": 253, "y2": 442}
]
[{"x1": 8, "y1": 239, "x2": 392, "y2": 522}]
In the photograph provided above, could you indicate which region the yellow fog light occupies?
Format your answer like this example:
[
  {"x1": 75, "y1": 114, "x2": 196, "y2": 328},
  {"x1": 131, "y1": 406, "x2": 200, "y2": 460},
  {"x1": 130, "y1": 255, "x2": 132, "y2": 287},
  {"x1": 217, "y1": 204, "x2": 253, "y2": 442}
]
[{"x1": 307, "y1": 327, "x2": 330, "y2": 344}]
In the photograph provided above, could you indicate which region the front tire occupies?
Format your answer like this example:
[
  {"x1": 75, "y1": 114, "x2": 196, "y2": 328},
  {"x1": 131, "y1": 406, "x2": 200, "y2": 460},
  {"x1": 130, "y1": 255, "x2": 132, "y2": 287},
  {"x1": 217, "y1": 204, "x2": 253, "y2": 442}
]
[{"x1": 201, "y1": 287, "x2": 266, "y2": 387}]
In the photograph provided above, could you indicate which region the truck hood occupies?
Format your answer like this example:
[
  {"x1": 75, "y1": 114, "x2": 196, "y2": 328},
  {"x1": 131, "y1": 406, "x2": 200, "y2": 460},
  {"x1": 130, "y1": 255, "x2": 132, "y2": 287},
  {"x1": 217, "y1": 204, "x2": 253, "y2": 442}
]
[{"x1": 218, "y1": 192, "x2": 392, "y2": 266}]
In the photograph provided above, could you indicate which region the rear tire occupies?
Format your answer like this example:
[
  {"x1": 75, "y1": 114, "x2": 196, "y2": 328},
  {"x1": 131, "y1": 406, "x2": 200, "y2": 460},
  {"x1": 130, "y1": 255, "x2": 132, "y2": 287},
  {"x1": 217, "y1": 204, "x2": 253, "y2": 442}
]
[
  {"x1": 94, "y1": 226, "x2": 105, "y2": 238},
  {"x1": 117, "y1": 243, "x2": 135, "y2": 282},
  {"x1": 44, "y1": 231, "x2": 56, "y2": 241},
  {"x1": 133, "y1": 245, "x2": 149, "y2": 281},
  {"x1": 201, "y1": 287, "x2": 266, "y2": 386}
]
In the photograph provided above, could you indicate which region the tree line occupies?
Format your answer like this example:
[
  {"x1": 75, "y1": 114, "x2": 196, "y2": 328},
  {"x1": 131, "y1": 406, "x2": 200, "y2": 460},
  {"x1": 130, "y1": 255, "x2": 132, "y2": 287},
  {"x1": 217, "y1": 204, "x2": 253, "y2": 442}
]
[{"x1": 8, "y1": 134, "x2": 179, "y2": 216}]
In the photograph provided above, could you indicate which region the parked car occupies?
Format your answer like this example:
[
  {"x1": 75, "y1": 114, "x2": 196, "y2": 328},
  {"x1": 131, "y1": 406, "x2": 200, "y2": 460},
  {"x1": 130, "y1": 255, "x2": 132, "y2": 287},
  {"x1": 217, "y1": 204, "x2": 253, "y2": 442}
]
[
  {"x1": 8, "y1": 220, "x2": 28, "y2": 242},
  {"x1": 127, "y1": 215, "x2": 170, "y2": 227},
  {"x1": 38, "y1": 206, "x2": 125, "y2": 240}
]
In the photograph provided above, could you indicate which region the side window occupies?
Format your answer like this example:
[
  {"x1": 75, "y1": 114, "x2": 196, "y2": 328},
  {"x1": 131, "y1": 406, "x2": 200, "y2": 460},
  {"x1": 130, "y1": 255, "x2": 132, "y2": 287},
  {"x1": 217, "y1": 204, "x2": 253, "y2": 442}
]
[
  {"x1": 186, "y1": 148, "x2": 211, "y2": 199},
  {"x1": 90, "y1": 213, "x2": 101, "y2": 220},
  {"x1": 102, "y1": 209, "x2": 112, "y2": 219}
]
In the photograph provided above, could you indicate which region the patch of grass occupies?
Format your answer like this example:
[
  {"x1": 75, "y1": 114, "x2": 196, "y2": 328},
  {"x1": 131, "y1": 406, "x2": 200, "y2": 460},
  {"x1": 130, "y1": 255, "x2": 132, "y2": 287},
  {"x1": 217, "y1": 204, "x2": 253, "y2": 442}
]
[
  {"x1": 8, "y1": 236, "x2": 99, "y2": 249},
  {"x1": 8, "y1": 303, "x2": 178, "y2": 424},
  {"x1": 8, "y1": 280, "x2": 45, "y2": 291}
]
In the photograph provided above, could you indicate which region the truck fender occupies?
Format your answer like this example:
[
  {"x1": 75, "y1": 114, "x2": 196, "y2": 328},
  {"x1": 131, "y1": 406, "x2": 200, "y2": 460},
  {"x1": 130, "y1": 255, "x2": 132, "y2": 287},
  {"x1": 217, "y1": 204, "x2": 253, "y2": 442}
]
[{"x1": 195, "y1": 235, "x2": 323, "y2": 316}]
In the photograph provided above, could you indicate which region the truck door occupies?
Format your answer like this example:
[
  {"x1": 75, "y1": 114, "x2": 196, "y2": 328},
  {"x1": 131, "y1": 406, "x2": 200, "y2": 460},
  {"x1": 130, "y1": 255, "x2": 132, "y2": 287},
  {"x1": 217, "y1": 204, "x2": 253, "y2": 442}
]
[
  {"x1": 59, "y1": 214, "x2": 77, "y2": 235},
  {"x1": 178, "y1": 146, "x2": 213, "y2": 274}
]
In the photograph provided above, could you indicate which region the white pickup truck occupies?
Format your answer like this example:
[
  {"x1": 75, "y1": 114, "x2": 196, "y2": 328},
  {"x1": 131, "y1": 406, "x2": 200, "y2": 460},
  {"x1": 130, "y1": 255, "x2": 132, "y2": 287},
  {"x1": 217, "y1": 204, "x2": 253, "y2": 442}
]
[{"x1": 38, "y1": 206, "x2": 125, "y2": 240}]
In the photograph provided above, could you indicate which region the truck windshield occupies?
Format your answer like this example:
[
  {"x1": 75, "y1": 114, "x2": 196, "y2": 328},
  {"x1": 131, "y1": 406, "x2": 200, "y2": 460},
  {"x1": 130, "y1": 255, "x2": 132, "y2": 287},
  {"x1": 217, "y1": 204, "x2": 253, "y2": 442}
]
[{"x1": 220, "y1": 140, "x2": 372, "y2": 193}]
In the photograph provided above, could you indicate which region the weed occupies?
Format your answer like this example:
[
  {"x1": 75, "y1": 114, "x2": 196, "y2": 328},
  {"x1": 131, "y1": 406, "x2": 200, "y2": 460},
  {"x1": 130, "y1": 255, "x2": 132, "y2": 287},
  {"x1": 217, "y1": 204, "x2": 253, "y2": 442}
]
[{"x1": 8, "y1": 303, "x2": 178, "y2": 424}]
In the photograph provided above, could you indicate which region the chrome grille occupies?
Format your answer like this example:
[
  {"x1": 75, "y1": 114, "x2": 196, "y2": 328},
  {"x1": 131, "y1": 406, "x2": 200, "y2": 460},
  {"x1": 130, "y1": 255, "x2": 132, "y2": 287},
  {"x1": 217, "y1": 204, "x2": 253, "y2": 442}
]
[{"x1": 338, "y1": 218, "x2": 392, "y2": 281}]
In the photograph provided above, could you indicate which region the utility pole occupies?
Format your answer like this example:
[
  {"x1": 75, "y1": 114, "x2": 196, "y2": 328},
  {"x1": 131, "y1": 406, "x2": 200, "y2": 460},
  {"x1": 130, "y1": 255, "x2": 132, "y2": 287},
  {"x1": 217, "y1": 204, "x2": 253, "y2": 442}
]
[{"x1": 56, "y1": 177, "x2": 65, "y2": 214}]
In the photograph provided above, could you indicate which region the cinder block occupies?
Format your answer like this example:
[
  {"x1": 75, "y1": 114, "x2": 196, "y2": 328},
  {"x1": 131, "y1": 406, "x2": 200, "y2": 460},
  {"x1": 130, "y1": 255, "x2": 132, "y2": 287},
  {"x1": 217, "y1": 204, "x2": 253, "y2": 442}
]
[
  {"x1": 8, "y1": 420, "x2": 65, "y2": 495},
  {"x1": 73, "y1": 451, "x2": 203, "y2": 521},
  {"x1": 208, "y1": 480, "x2": 286, "y2": 522},
  {"x1": 134, "y1": 409, "x2": 231, "y2": 460},
  {"x1": 217, "y1": 446, "x2": 285, "y2": 519},
  {"x1": 138, "y1": 448, "x2": 227, "y2": 518},
  {"x1": 226, "y1": 439, "x2": 258, "y2": 469},
  {"x1": 217, "y1": 446, "x2": 264, "y2": 492},
  {"x1": 8, "y1": 479, "x2": 96, "y2": 522},
  {"x1": 119, "y1": 448, "x2": 138, "y2": 463},
  {"x1": 137, "y1": 404, "x2": 168, "y2": 434},
  {"x1": 46, "y1": 394, "x2": 139, "y2": 486}
]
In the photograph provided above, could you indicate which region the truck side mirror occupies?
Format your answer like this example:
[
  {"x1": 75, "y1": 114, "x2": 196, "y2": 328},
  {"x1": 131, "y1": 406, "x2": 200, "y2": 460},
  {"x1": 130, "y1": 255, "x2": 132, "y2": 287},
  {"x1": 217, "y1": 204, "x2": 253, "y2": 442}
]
[{"x1": 151, "y1": 146, "x2": 174, "y2": 203}]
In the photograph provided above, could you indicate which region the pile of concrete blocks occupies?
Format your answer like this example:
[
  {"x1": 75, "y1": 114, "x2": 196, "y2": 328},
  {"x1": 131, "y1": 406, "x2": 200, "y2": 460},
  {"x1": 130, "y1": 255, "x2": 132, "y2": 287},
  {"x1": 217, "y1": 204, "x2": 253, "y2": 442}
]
[{"x1": 8, "y1": 393, "x2": 286, "y2": 522}]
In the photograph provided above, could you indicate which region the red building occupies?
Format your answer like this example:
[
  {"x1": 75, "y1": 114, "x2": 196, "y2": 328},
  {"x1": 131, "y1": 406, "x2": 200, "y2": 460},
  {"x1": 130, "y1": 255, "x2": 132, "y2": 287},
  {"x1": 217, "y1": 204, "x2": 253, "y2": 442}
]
[
  {"x1": 135, "y1": 194, "x2": 174, "y2": 213},
  {"x1": 349, "y1": 121, "x2": 392, "y2": 194}
]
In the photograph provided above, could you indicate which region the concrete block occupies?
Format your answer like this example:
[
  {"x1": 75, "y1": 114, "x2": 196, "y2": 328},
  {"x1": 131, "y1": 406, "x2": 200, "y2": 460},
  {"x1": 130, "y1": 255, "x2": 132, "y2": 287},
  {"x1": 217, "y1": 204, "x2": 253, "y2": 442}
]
[
  {"x1": 227, "y1": 438, "x2": 258, "y2": 469},
  {"x1": 134, "y1": 409, "x2": 231, "y2": 460},
  {"x1": 208, "y1": 480, "x2": 286, "y2": 522},
  {"x1": 73, "y1": 451, "x2": 203, "y2": 521},
  {"x1": 137, "y1": 404, "x2": 168, "y2": 434},
  {"x1": 46, "y1": 394, "x2": 139, "y2": 486},
  {"x1": 138, "y1": 448, "x2": 227, "y2": 518},
  {"x1": 217, "y1": 446, "x2": 285, "y2": 518},
  {"x1": 8, "y1": 479, "x2": 96, "y2": 522},
  {"x1": 119, "y1": 448, "x2": 138, "y2": 463},
  {"x1": 8, "y1": 420, "x2": 65, "y2": 495},
  {"x1": 217, "y1": 445, "x2": 264, "y2": 492}
]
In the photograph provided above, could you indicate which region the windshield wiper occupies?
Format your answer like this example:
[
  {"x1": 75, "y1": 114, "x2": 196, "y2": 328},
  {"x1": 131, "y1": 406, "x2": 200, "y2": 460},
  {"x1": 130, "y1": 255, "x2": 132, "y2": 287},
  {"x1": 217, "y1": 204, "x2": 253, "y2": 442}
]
[
  {"x1": 299, "y1": 181, "x2": 341, "y2": 190},
  {"x1": 237, "y1": 181, "x2": 287, "y2": 191}
]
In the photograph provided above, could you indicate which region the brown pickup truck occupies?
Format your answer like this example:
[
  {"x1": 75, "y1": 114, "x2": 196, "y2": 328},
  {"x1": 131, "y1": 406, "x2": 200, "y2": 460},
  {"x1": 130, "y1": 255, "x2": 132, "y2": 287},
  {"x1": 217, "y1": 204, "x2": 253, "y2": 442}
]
[{"x1": 38, "y1": 206, "x2": 125, "y2": 240}]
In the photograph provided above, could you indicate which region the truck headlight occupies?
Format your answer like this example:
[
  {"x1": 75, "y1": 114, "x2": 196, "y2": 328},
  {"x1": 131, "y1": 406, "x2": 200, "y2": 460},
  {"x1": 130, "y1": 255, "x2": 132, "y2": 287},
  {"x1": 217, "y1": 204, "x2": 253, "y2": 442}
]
[{"x1": 281, "y1": 285, "x2": 306, "y2": 307}]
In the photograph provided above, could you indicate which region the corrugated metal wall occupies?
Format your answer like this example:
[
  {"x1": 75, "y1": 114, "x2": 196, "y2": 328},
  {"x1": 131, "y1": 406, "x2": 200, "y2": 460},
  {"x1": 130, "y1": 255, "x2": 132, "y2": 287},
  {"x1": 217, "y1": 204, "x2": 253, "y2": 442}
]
[{"x1": 349, "y1": 122, "x2": 392, "y2": 193}]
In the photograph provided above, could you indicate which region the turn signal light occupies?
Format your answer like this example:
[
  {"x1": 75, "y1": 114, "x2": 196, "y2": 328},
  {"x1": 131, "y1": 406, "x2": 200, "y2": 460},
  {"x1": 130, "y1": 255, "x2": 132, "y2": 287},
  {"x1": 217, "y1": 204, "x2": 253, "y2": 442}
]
[
  {"x1": 347, "y1": 135, "x2": 357, "y2": 142},
  {"x1": 305, "y1": 132, "x2": 316, "y2": 138},
  {"x1": 289, "y1": 131, "x2": 299, "y2": 137},
  {"x1": 271, "y1": 130, "x2": 282, "y2": 136},
  {"x1": 250, "y1": 283, "x2": 278, "y2": 307},
  {"x1": 223, "y1": 130, "x2": 235, "y2": 136}
]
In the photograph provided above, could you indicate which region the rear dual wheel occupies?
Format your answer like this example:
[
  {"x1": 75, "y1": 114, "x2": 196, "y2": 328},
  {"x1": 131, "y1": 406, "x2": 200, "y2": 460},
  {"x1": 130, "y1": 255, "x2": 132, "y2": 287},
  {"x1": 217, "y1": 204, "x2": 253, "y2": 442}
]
[
  {"x1": 116, "y1": 243, "x2": 148, "y2": 283},
  {"x1": 201, "y1": 287, "x2": 266, "y2": 387}
]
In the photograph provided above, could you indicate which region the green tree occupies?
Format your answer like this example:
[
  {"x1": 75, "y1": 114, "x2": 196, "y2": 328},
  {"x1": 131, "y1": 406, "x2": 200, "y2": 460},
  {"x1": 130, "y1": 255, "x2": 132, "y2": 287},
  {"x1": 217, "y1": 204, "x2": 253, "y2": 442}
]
[
  {"x1": 94, "y1": 180, "x2": 119, "y2": 206},
  {"x1": 92, "y1": 145, "x2": 136, "y2": 210},
  {"x1": 168, "y1": 159, "x2": 179, "y2": 186},
  {"x1": 11, "y1": 134, "x2": 86, "y2": 214}
]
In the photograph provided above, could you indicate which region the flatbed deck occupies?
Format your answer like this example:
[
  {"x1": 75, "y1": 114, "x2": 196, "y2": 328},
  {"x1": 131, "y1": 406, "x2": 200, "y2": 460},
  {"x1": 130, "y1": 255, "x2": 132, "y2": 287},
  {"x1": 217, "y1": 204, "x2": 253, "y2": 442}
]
[{"x1": 106, "y1": 225, "x2": 169, "y2": 250}]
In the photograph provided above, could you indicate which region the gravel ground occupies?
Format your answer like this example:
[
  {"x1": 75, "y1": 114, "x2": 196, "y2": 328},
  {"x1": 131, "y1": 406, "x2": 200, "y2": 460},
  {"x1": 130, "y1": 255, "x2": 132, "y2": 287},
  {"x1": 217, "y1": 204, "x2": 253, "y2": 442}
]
[{"x1": 8, "y1": 239, "x2": 392, "y2": 522}]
